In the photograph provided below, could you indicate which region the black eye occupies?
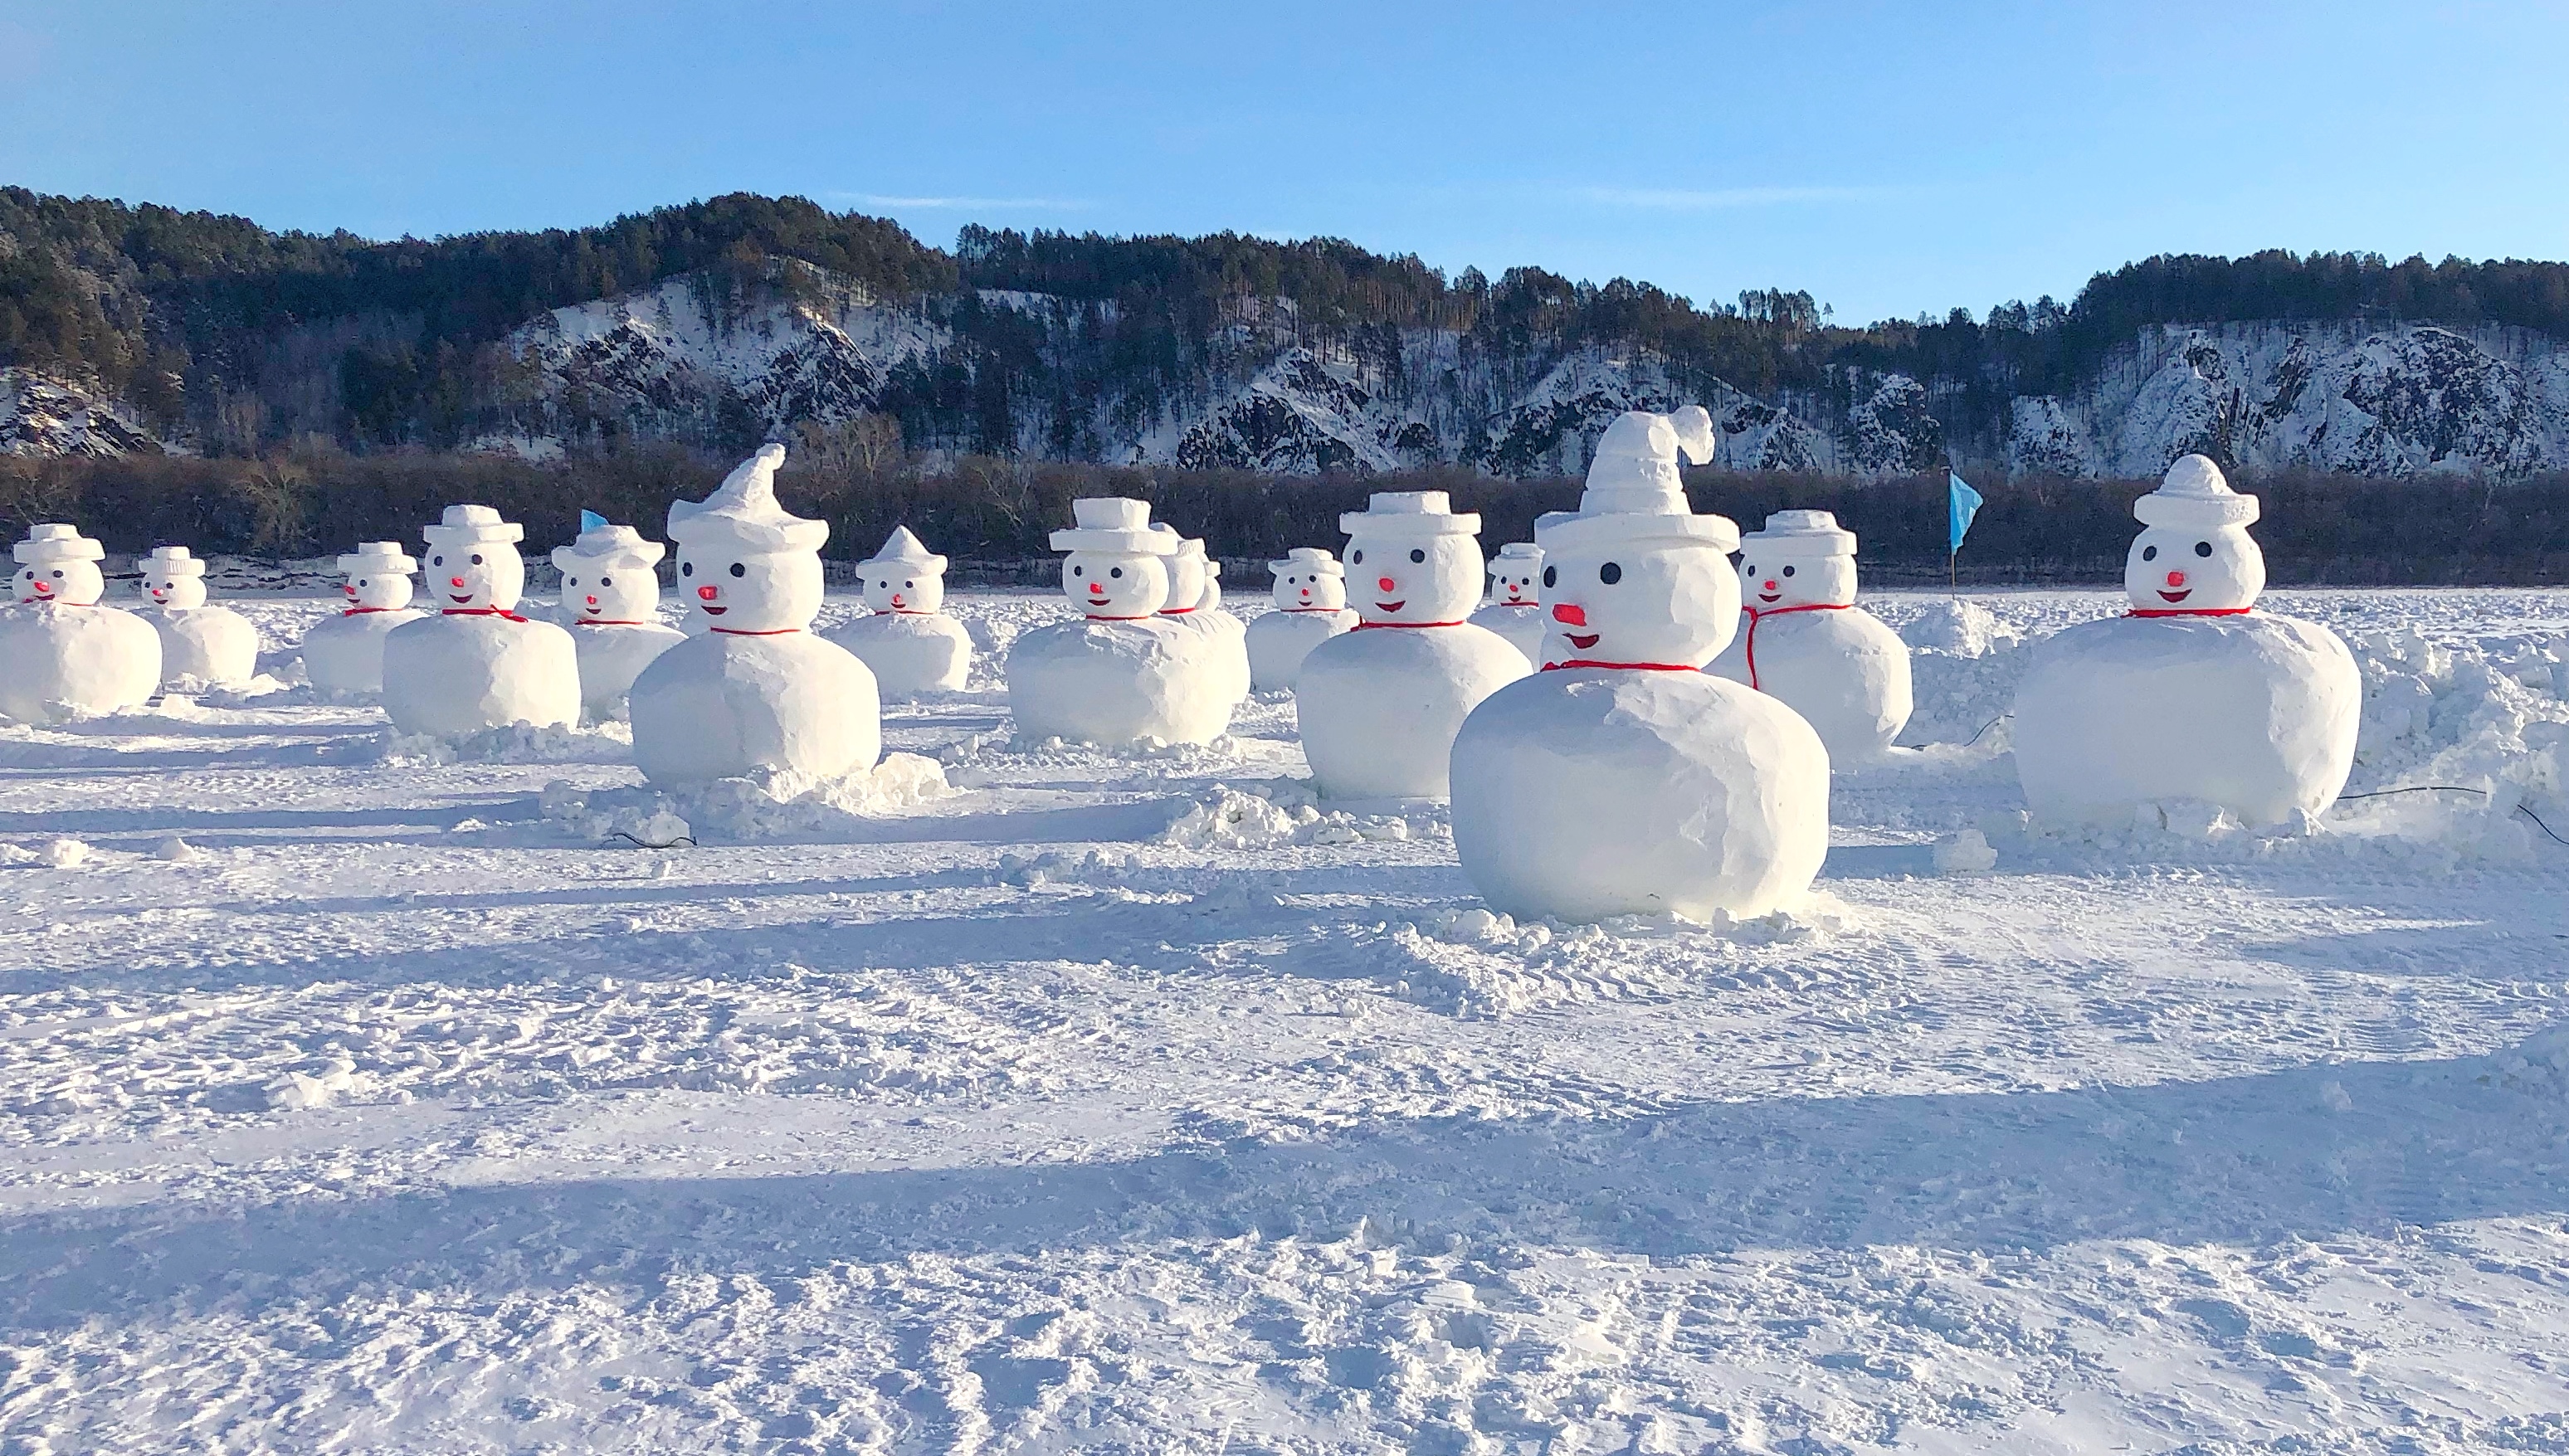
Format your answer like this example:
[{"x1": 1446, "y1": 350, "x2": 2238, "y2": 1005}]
[
  {"x1": 729, "y1": 562, "x2": 745, "y2": 577},
  {"x1": 1542, "y1": 565, "x2": 1557, "y2": 588},
  {"x1": 2194, "y1": 541, "x2": 2213, "y2": 558},
  {"x1": 681, "y1": 561, "x2": 693, "y2": 576},
  {"x1": 1350, "y1": 549, "x2": 1363, "y2": 565},
  {"x1": 600, "y1": 575, "x2": 612, "y2": 587},
  {"x1": 1110, "y1": 566, "x2": 1124, "y2": 578},
  {"x1": 904, "y1": 580, "x2": 914, "y2": 588},
  {"x1": 1600, "y1": 562, "x2": 1623, "y2": 584},
  {"x1": 431, "y1": 555, "x2": 443, "y2": 567},
  {"x1": 2142, "y1": 545, "x2": 2157, "y2": 561},
  {"x1": 1072, "y1": 565, "x2": 1083, "y2": 577},
  {"x1": 358, "y1": 577, "x2": 368, "y2": 587},
  {"x1": 470, "y1": 553, "x2": 483, "y2": 566},
  {"x1": 1409, "y1": 548, "x2": 1425, "y2": 563},
  {"x1": 1782, "y1": 565, "x2": 1795, "y2": 577}
]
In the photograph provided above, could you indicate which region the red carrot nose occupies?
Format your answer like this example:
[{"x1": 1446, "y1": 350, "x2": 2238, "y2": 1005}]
[
  {"x1": 2167, "y1": 570, "x2": 2186, "y2": 587},
  {"x1": 450, "y1": 577, "x2": 466, "y2": 587},
  {"x1": 585, "y1": 595, "x2": 598, "y2": 606},
  {"x1": 1377, "y1": 576, "x2": 1396, "y2": 592},
  {"x1": 1762, "y1": 579, "x2": 1777, "y2": 592},
  {"x1": 698, "y1": 585, "x2": 719, "y2": 600},
  {"x1": 1553, "y1": 603, "x2": 1587, "y2": 626}
]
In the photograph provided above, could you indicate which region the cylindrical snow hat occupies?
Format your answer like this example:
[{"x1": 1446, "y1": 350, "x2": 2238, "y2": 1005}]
[
  {"x1": 14, "y1": 523, "x2": 105, "y2": 565},
  {"x1": 1489, "y1": 542, "x2": 1543, "y2": 572},
  {"x1": 668, "y1": 445, "x2": 830, "y2": 553},
  {"x1": 339, "y1": 541, "x2": 418, "y2": 577},
  {"x1": 1535, "y1": 407, "x2": 1738, "y2": 552},
  {"x1": 422, "y1": 504, "x2": 525, "y2": 549},
  {"x1": 552, "y1": 511, "x2": 667, "y2": 573},
  {"x1": 1740, "y1": 509, "x2": 1856, "y2": 558},
  {"x1": 2134, "y1": 454, "x2": 2259, "y2": 529},
  {"x1": 1269, "y1": 546, "x2": 1344, "y2": 580},
  {"x1": 1051, "y1": 498, "x2": 1176, "y2": 553},
  {"x1": 1340, "y1": 490, "x2": 1479, "y2": 539},
  {"x1": 860, "y1": 525, "x2": 948, "y2": 575},
  {"x1": 143, "y1": 545, "x2": 209, "y2": 578}
]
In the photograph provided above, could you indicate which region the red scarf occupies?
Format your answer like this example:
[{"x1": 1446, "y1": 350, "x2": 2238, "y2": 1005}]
[
  {"x1": 341, "y1": 606, "x2": 402, "y2": 616},
  {"x1": 573, "y1": 617, "x2": 651, "y2": 626},
  {"x1": 1353, "y1": 620, "x2": 1466, "y2": 630},
  {"x1": 442, "y1": 606, "x2": 528, "y2": 622},
  {"x1": 1085, "y1": 612, "x2": 1155, "y2": 621},
  {"x1": 1541, "y1": 660, "x2": 1699, "y2": 673},
  {"x1": 2127, "y1": 606, "x2": 2254, "y2": 618},
  {"x1": 1741, "y1": 602, "x2": 1850, "y2": 691},
  {"x1": 1284, "y1": 606, "x2": 1344, "y2": 614},
  {"x1": 711, "y1": 626, "x2": 801, "y2": 636}
]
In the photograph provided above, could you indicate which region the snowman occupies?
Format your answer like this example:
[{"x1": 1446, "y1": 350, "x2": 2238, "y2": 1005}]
[
  {"x1": 2012, "y1": 454, "x2": 2360, "y2": 827},
  {"x1": 0, "y1": 523, "x2": 161, "y2": 723},
  {"x1": 628, "y1": 445, "x2": 881, "y2": 786},
  {"x1": 1156, "y1": 528, "x2": 1251, "y2": 705},
  {"x1": 1244, "y1": 547, "x2": 1356, "y2": 691},
  {"x1": 551, "y1": 511, "x2": 685, "y2": 722},
  {"x1": 1470, "y1": 542, "x2": 1548, "y2": 667},
  {"x1": 1705, "y1": 510, "x2": 1913, "y2": 762},
  {"x1": 1006, "y1": 498, "x2": 1232, "y2": 747},
  {"x1": 136, "y1": 545, "x2": 261, "y2": 686},
  {"x1": 1450, "y1": 407, "x2": 1831, "y2": 922},
  {"x1": 381, "y1": 505, "x2": 583, "y2": 736},
  {"x1": 300, "y1": 541, "x2": 425, "y2": 697},
  {"x1": 825, "y1": 526, "x2": 973, "y2": 695},
  {"x1": 1295, "y1": 491, "x2": 1529, "y2": 801}
]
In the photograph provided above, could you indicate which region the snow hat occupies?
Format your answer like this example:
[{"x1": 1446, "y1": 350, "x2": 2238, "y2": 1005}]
[
  {"x1": 860, "y1": 525, "x2": 947, "y2": 576},
  {"x1": 1051, "y1": 498, "x2": 1176, "y2": 553},
  {"x1": 1535, "y1": 408, "x2": 1738, "y2": 553},
  {"x1": 337, "y1": 541, "x2": 417, "y2": 577},
  {"x1": 1740, "y1": 509, "x2": 1857, "y2": 558},
  {"x1": 422, "y1": 504, "x2": 524, "y2": 549},
  {"x1": 13, "y1": 523, "x2": 104, "y2": 566},
  {"x1": 2134, "y1": 454, "x2": 2259, "y2": 529},
  {"x1": 1339, "y1": 490, "x2": 1479, "y2": 540},
  {"x1": 1489, "y1": 542, "x2": 1542, "y2": 573},
  {"x1": 143, "y1": 545, "x2": 207, "y2": 578},
  {"x1": 1268, "y1": 545, "x2": 1344, "y2": 580},
  {"x1": 668, "y1": 444, "x2": 828, "y2": 553},
  {"x1": 552, "y1": 511, "x2": 666, "y2": 574}
]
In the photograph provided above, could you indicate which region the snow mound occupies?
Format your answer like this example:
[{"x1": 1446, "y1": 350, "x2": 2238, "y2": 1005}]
[
  {"x1": 1900, "y1": 598, "x2": 2024, "y2": 657},
  {"x1": 1161, "y1": 783, "x2": 1431, "y2": 850},
  {"x1": 380, "y1": 720, "x2": 631, "y2": 767},
  {"x1": 540, "y1": 752, "x2": 952, "y2": 844}
]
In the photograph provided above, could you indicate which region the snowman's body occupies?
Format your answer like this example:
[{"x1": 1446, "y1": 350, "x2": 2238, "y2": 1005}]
[
  {"x1": 629, "y1": 446, "x2": 882, "y2": 786},
  {"x1": 1450, "y1": 408, "x2": 1831, "y2": 922},
  {"x1": 1704, "y1": 514, "x2": 1910, "y2": 762},
  {"x1": 302, "y1": 543, "x2": 425, "y2": 697},
  {"x1": 826, "y1": 527, "x2": 973, "y2": 695},
  {"x1": 1244, "y1": 547, "x2": 1356, "y2": 691},
  {"x1": 0, "y1": 524, "x2": 162, "y2": 722},
  {"x1": 1005, "y1": 499, "x2": 1233, "y2": 747},
  {"x1": 138, "y1": 547, "x2": 260, "y2": 686},
  {"x1": 2011, "y1": 454, "x2": 2360, "y2": 826},
  {"x1": 553, "y1": 516, "x2": 685, "y2": 722},
  {"x1": 1157, "y1": 536, "x2": 1251, "y2": 705},
  {"x1": 1294, "y1": 493, "x2": 1528, "y2": 801},
  {"x1": 382, "y1": 506, "x2": 581, "y2": 736},
  {"x1": 1470, "y1": 543, "x2": 1548, "y2": 666}
]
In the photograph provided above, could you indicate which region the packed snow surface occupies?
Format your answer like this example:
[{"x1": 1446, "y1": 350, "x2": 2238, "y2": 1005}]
[{"x1": 5, "y1": 587, "x2": 2569, "y2": 1453}]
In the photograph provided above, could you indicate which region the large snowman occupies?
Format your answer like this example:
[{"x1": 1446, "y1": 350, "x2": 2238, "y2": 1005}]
[
  {"x1": 1451, "y1": 407, "x2": 1831, "y2": 922},
  {"x1": 1157, "y1": 528, "x2": 1251, "y2": 705},
  {"x1": 628, "y1": 445, "x2": 881, "y2": 786},
  {"x1": 552, "y1": 511, "x2": 685, "y2": 722},
  {"x1": 1244, "y1": 547, "x2": 1356, "y2": 691},
  {"x1": 2012, "y1": 455, "x2": 2361, "y2": 827},
  {"x1": 300, "y1": 541, "x2": 424, "y2": 697},
  {"x1": 1296, "y1": 491, "x2": 1529, "y2": 801},
  {"x1": 1470, "y1": 542, "x2": 1548, "y2": 667},
  {"x1": 1706, "y1": 509, "x2": 1913, "y2": 762},
  {"x1": 825, "y1": 526, "x2": 974, "y2": 695},
  {"x1": 1007, "y1": 498, "x2": 1232, "y2": 747},
  {"x1": 382, "y1": 505, "x2": 583, "y2": 735},
  {"x1": 0, "y1": 523, "x2": 160, "y2": 723},
  {"x1": 137, "y1": 545, "x2": 261, "y2": 686}
]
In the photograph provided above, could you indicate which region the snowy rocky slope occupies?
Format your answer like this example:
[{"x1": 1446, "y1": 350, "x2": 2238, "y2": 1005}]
[
  {"x1": 4, "y1": 587, "x2": 2569, "y2": 1452},
  {"x1": 0, "y1": 367, "x2": 173, "y2": 457}
]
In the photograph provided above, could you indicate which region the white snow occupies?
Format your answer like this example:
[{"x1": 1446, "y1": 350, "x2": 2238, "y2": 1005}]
[{"x1": 3, "y1": 585, "x2": 2569, "y2": 1452}]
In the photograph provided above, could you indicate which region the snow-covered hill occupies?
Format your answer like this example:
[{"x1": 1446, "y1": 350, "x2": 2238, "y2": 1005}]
[{"x1": 0, "y1": 368, "x2": 172, "y2": 457}]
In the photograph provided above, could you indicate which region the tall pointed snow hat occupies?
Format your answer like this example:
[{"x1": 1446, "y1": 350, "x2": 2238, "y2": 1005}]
[
  {"x1": 2135, "y1": 454, "x2": 2259, "y2": 529},
  {"x1": 1269, "y1": 545, "x2": 1344, "y2": 579},
  {"x1": 552, "y1": 510, "x2": 666, "y2": 573},
  {"x1": 338, "y1": 541, "x2": 417, "y2": 577},
  {"x1": 1740, "y1": 509, "x2": 1856, "y2": 558},
  {"x1": 668, "y1": 445, "x2": 829, "y2": 553},
  {"x1": 1340, "y1": 489, "x2": 1479, "y2": 540},
  {"x1": 859, "y1": 525, "x2": 948, "y2": 576},
  {"x1": 1534, "y1": 407, "x2": 1738, "y2": 552},
  {"x1": 422, "y1": 504, "x2": 524, "y2": 549},
  {"x1": 143, "y1": 544, "x2": 208, "y2": 578},
  {"x1": 1051, "y1": 498, "x2": 1176, "y2": 553},
  {"x1": 14, "y1": 523, "x2": 105, "y2": 565}
]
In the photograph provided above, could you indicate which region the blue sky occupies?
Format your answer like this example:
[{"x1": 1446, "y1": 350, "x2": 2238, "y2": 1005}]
[{"x1": 4, "y1": 0, "x2": 2563, "y2": 325}]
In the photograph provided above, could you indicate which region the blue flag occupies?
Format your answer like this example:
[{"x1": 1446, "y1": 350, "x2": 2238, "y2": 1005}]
[
  {"x1": 1947, "y1": 471, "x2": 1983, "y2": 555},
  {"x1": 579, "y1": 509, "x2": 609, "y2": 533}
]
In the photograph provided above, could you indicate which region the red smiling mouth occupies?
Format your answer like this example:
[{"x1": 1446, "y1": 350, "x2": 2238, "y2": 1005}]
[
  {"x1": 700, "y1": 603, "x2": 728, "y2": 615},
  {"x1": 1758, "y1": 592, "x2": 1782, "y2": 603},
  {"x1": 448, "y1": 593, "x2": 474, "y2": 605},
  {"x1": 2158, "y1": 588, "x2": 2191, "y2": 603},
  {"x1": 1567, "y1": 632, "x2": 1600, "y2": 650},
  {"x1": 1376, "y1": 600, "x2": 1406, "y2": 613}
]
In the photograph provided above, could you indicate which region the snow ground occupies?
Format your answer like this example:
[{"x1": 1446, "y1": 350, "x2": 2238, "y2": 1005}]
[{"x1": 4, "y1": 587, "x2": 2569, "y2": 1454}]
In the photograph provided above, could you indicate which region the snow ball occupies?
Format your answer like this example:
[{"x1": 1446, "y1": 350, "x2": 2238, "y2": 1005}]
[
  {"x1": 151, "y1": 835, "x2": 201, "y2": 863},
  {"x1": 39, "y1": 838, "x2": 88, "y2": 869},
  {"x1": 636, "y1": 811, "x2": 693, "y2": 847},
  {"x1": 1930, "y1": 828, "x2": 1998, "y2": 875}
]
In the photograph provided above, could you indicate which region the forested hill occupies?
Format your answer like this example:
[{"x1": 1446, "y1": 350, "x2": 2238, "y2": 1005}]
[{"x1": 8, "y1": 185, "x2": 2569, "y2": 479}]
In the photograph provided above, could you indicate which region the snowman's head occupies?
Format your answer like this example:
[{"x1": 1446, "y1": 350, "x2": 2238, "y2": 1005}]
[
  {"x1": 421, "y1": 505, "x2": 528, "y2": 612},
  {"x1": 858, "y1": 526, "x2": 948, "y2": 614},
  {"x1": 666, "y1": 446, "x2": 831, "y2": 632},
  {"x1": 1539, "y1": 539, "x2": 1740, "y2": 667},
  {"x1": 553, "y1": 517, "x2": 666, "y2": 624},
  {"x1": 1341, "y1": 492, "x2": 1484, "y2": 624},
  {"x1": 2125, "y1": 455, "x2": 2264, "y2": 612},
  {"x1": 1154, "y1": 528, "x2": 1210, "y2": 614},
  {"x1": 1486, "y1": 543, "x2": 1543, "y2": 606},
  {"x1": 1051, "y1": 499, "x2": 1177, "y2": 617},
  {"x1": 1736, "y1": 510, "x2": 1858, "y2": 611},
  {"x1": 336, "y1": 543, "x2": 417, "y2": 611},
  {"x1": 140, "y1": 546, "x2": 209, "y2": 609},
  {"x1": 1197, "y1": 560, "x2": 1224, "y2": 611},
  {"x1": 12, "y1": 524, "x2": 107, "y2": 606},
  {"x1": 1268, "y1": 548, "x2": 1347, "y2": 611}
]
